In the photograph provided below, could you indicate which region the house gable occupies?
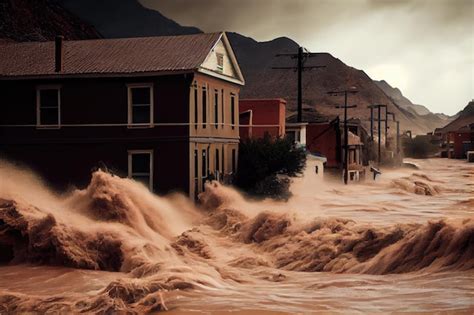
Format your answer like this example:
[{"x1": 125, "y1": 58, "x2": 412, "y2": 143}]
[{"x1": 198, "y1": 33, "x2": 245, "y2": 86}]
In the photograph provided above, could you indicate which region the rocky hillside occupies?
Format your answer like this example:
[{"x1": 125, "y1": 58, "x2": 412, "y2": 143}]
[
  {"x1": 58, "y1": 0, "x2": 201, "y2": 38},
  {"x1": 0, "y1": 0, "x2": 100, "y2": 41},
  {"x1": 374, "y1": 80, "x2": 454, "y2": 131},
  {"x1": 439, "y1": 101, "x2": 474, "y2": 133},
  {"x1": 375, "y1": 80, "x2": 430, "y2": 116}
]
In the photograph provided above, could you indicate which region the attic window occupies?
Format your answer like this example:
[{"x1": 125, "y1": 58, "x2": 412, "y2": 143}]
[{"x1": 216, "y1": 53, "x2": 224, "y2": 72}]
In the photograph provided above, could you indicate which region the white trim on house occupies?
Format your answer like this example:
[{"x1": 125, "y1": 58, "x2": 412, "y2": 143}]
[
  {"x1": 198, "y1": 32, "x2": 245, "y2": 86},
  {"x1": 36, "y1": 85, "x2": 61, "y2": 129},
  {"x1": 127, "y1": 83, "x2": 154, "y2": 128},
  {"x1": 128, "y1": 149, "x2": 154, "y2": 190}
]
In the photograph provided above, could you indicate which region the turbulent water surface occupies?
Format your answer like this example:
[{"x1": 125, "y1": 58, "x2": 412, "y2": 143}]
[{"x1": 0, "y1": 158, "x2": 473, "y2": 314}]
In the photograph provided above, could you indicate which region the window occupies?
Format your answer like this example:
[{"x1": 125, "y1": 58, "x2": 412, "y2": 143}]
[
  {"x1": 202, "y1": 85, "x2": 207, "y2": 128},
  {"x1": 216, "y1": 53, "x2": 224, "y2": 72},
  {"x1": 194, "y1": 82, "x2": 198, "y2": 129},
  {"x1": 215, "y1": 148, "x2": 220, "y2": 179},
  {"x1": 232, "y1": 149, "x2": 236, "y2": 174},
  {"x1": 128, "y1": 84, "x2": 153, "y2": 126},
  {"x1": 214, "y1": 89, "x2": 219, "y2": 128},
  {"x1": 194, "y1": 149, "x2": 199, "y2": 199},
  {"x1": 128, "y1": 150, "x2": 153, "y2": 190},
  {"x1": 222, "y1": 147, "x2": 225, "y2": 174},
  {"x1": 202, "y1": 149, "x2": 207, "y2": 191},
  {"x1": 37, "y1": 87, "x2": 60, "y2": 127},
  {"x1": 221, "y1": 89, "x2": 225, "y2": 129},
  {"x1": 231, "y1": 93, "x2": 235, "y2": 129}
]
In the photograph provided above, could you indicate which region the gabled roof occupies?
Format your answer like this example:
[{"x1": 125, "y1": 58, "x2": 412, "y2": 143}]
[{"x1": 0, "y1": 32, "x2": 244, "y2": 84}]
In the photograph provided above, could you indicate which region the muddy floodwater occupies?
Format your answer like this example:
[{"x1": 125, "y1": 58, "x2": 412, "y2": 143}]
[{"x1": 0, "y1": 158, "x2": 473, "y2": 314}]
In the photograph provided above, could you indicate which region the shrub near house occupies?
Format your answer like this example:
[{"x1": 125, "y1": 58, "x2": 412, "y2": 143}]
[{"x1": 236, "y1": 135, "x2": 306, "y2": 199}]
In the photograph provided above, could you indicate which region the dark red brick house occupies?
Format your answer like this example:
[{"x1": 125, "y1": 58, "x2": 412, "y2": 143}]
[
  {"x1": 239, "y1": 98, "x2": 286, "y2": 140},
  {"x1": 450, "y1": 124, "x2": 474, "y2": 159},
  {"x1": 0, "y1": 32, "x2": 245, "y2": 198}
]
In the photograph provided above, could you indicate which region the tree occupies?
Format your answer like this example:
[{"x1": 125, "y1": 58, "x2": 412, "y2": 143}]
[
  {"x1": 235, "y1": 135, "x2": 306, "y2": 199},
  {"x1": 402, "y1": 136, "x2": 438, "y2": 158}
]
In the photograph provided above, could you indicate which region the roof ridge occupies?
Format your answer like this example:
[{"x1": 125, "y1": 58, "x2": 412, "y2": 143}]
[{"x1": 2, "y1": 32, "x2": 223, "y2": 46}]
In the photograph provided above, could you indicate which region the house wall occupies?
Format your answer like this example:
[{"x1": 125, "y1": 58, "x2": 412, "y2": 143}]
[
  {"x1": 238, "y1": 99, "x2": 286, "y2": 140},
  {"x1": 0, "y1": 74, "x2": 192, "y2": 195},
  {"x1": 452, "y1": 131, "x2": 474, "y2": 159},
  {"x1": 306, "y1": 122, "x2": 340, "y2": 168},
  {"x1": 200, "y1": 39, "x2": 238, "y2": 79},
  {"x1": 187, "y1": 73, "x2": 241, "y2": 198}
]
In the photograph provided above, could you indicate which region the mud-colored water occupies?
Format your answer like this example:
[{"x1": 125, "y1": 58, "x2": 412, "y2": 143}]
[{"x1": 0, "y1": 158, "x2": 473, "y2": 314}]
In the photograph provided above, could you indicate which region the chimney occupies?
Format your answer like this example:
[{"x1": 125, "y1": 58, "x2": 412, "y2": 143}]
[{"x1": 55, "y1": 36, "x2": 64, "y2": 72}]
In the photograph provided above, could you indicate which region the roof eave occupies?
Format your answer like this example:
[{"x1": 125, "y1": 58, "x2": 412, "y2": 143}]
[{"x1": 0, "y1": 69, "x2": 195, "y2": 80}]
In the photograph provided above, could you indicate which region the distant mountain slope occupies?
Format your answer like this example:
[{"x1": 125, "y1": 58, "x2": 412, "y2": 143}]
[
  {"x1": 439, "y1": 101, "x2": 474, "y2": 132},
  {"x1": 59, "y1": 0, "x2": 201, "y2": 38},
  {"x1": 0, "y1": 0, "x2": 100, "y2": 41},
  {"x1": 374, "y1": 80, "x2": 454, "y2": 132},
  {"x1": 375, "y1": 80, "x2": 430, "y2": 116}
]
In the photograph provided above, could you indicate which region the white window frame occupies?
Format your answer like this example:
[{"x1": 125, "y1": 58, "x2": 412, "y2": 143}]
[
  {"x1": 230, "y1": 93, "x2": 236, "y2": 129},
  {"x1": 216, "y1": 53, "x2": 224, "y2": 72},
  {"x1": 127, "y1": 83, "x2": 154, "y2": 128},
  {"x1": 128, "y1": 150, "x2": 154, "y2": 190},
  {"x1": 36, "y1": 85, "x2": 61, "y2": 129},
  {"x1": 202, "y1": 83, "x2": 208, "y2": 128}
]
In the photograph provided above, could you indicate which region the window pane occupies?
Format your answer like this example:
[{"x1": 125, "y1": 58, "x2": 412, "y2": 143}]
[
  {"x1": 40, "y1": 89, "x2": 58, "y2": 108},
  {"x1": 202, "y1": 88, "x2": 207, "y2": 126},
  {"x1": 194, "y1": 150, "x2": 198, "y2": 178},
  {"x1": 132, "y1": 153, "x2": 150, "y2": 173},
  {"x1": 214, "y1": 91, "x2": 219, "y2": 128},
  {"x1": 194, "y1": 87, "x2": 198, "y2": 128},
  {"x1": 132, "y1": 106, "x2": 150, "y2": 124},
  {"x1": 40, "y1": 108, "x2": 59, "y2": 125},
  {"x1": 131, "y1": 87, "x2": 150, "y2": 105},
  {"x1": 231, "y1": 95, "x2": 235, "y2": 126}
]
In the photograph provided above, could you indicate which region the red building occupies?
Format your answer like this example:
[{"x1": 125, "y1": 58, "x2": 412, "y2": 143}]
[
  {"x1": 449, "y1": 125, "x2": 474, "y2": 159},
  {"x1": 239, "y1": 99, "x2": 286, "y2": 140},
  {"x1": 306, "y1": 118, "x2": 341, "y2": 168}
]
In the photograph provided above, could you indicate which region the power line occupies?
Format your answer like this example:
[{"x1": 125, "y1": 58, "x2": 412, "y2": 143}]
[{"x1": 273, "y1": 47, "x2": 325, "y2": 123}]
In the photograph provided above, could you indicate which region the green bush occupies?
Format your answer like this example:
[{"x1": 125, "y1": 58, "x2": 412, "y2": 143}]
[
  {"x1": 403, "y1": 136, "x2": 438, "y2": 158},
  {"x1": 235, "y1": 135, "x2": 306, "y2": 198}
]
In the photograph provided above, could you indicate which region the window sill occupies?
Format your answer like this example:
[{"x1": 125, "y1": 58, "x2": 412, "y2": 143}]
[
  {"x1": 36, "y1": 125, "x2": 61, "y2": 130},
  {"x1": 127, "y1": 124, "x2": 154, "y2": 129}
]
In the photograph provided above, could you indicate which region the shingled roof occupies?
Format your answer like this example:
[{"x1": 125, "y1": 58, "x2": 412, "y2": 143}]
[{"x1": 0, "y1": 32, "x2": 224, "y2": 79}]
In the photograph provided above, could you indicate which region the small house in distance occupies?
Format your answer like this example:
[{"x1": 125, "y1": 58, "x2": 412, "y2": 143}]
[
  {"x1": 239, "y1": 98, "x2": 286, "y2": 140},
  {"x1": 0, "y1": 32, "x2": 245, "y2": 199}
]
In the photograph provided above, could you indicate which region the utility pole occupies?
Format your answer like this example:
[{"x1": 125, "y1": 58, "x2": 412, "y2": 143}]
[
  {"x1": 396, "y1": 121, "x2": 400, "y2": 154},
  {"x1": 369, "y1": 104, "x2": 387, "y2": 165},
  {"x1": 328, "y1": 88, "x2": 358, "y2": 185},
  {"x1": 273, "y1": 47, "x2": 325, "y2": 122},
  {"x1": 387, "y1": 112, "x2": 400, "y2": 155},
  {"x1": 368, "y1": 105, "x2": 374, "y2": 140},
  {"x1": 385, "y1": 108, "x2": 389, "y2": 149}
]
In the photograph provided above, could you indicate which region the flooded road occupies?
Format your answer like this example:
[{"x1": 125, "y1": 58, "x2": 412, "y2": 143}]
[{"x1": 0, "y1": 158, "x2": 473, "y2": 314}]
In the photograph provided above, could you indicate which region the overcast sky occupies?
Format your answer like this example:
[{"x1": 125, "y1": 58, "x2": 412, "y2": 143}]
[{"x1": 141, "y1": 0, "x2": 473, "y2": 115}]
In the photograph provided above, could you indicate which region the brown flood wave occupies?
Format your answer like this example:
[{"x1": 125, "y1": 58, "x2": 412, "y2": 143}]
[{"x1": 1, "y1": 164, "x2": 473, "y2": 314}]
